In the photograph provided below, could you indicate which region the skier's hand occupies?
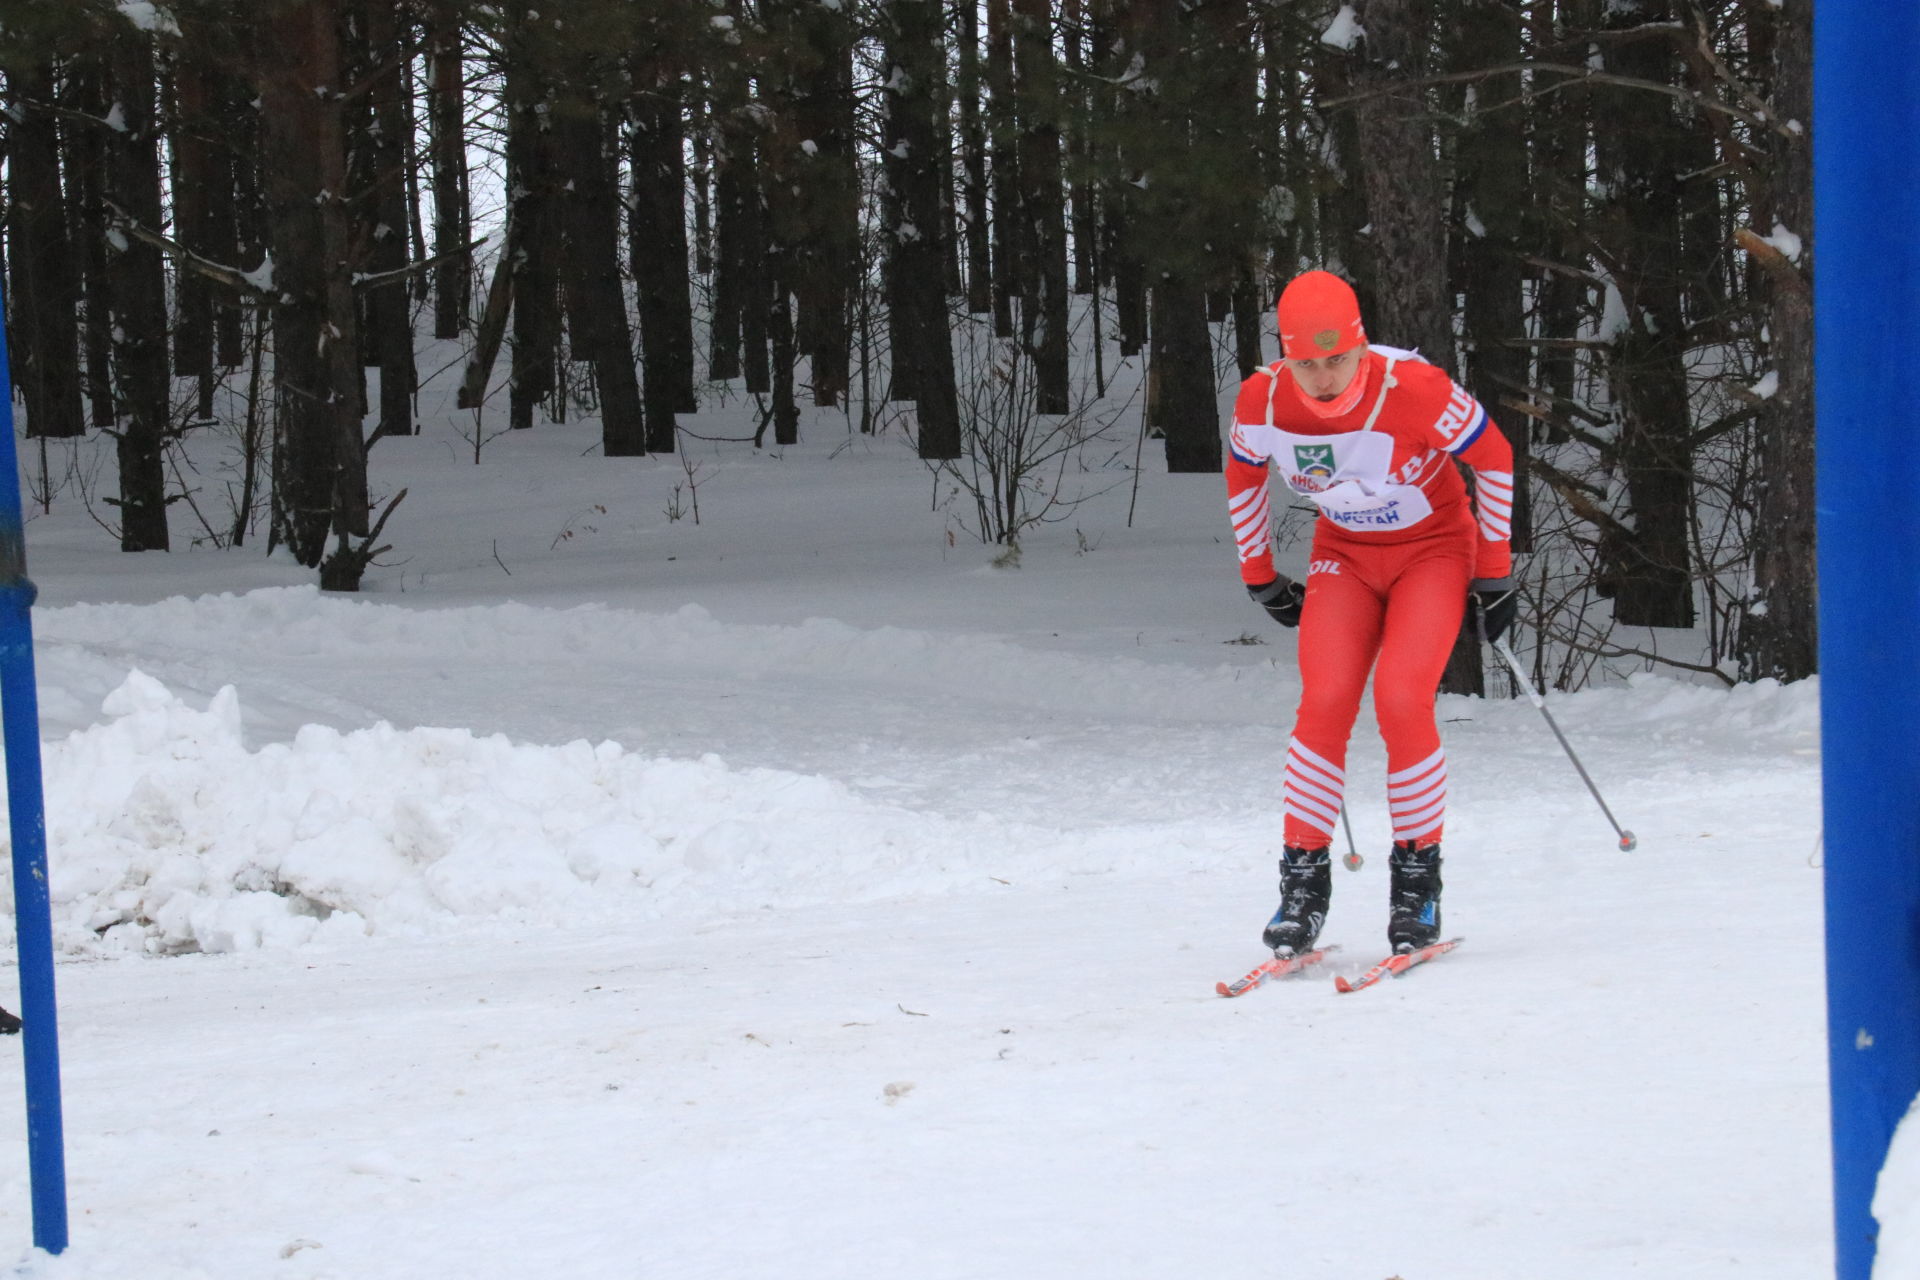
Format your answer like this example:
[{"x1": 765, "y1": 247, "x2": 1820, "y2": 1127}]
[
  {"x1": 1248, "y1": 576, "x2": 1307, "y2": 628},
  {"x1": 1466, "y1": 579, "x2": 1517, "y2": 645}
]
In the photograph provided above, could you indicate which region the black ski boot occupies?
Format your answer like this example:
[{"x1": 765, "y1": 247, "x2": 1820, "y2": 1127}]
[
  {"x1": 1262, "y1": 845, "x2": 1332, "y2": 957},
  {"x1": 1387, "y1": 840, "x2": 1443, "y2": 953}
]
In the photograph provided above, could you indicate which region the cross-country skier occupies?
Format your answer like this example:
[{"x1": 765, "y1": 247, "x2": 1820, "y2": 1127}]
[{"x1": 1227, "y1": 269, "x2": 1515, "y2": 958}]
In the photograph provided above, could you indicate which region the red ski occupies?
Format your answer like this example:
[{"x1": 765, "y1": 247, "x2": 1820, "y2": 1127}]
[
  {"x1": 1216, "y1": 946, "x2": 1338, "y2": 997},
  {"x1": 1333, "y1": 938, "x2": 1463, "y2": 994}
]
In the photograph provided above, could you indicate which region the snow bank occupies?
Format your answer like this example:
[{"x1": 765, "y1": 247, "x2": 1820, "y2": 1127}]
[
  {"x1": 1876, "y1": 1091, "x2": 1920, "y2": 1277},
  {"x1": 1458, "y1": 666, "x2": 1821, "y2": 747},
  {"x1": 0, "y1": 671, "x2": 1180, "y2": 957},
  {"x1": 2, "y1": 590, "x2": 1823, "y2": 958}
]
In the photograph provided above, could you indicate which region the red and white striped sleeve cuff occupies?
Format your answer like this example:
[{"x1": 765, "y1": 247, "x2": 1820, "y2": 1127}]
[{"x1": 1474, "y1": 470, "x2": 1513, "y2": 543}]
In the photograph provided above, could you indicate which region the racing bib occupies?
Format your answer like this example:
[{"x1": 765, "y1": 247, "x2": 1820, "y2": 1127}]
[{"x1": 1272, "y1": 428, "x2": 1435, "y2": 533}]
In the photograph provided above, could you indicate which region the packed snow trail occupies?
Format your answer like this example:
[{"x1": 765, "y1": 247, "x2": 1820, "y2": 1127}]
[
  {"x1": 0, "y1": 605, "x2": 1829, "y2": 1278},
  {"x1": 5, "y1": 839, "x2": 1825, "y2": 1279}
]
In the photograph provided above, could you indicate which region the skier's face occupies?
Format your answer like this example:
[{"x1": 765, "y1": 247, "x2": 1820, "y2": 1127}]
[{"x1": 1285, "y1": 345, "x2": 1367, "y2": 401}]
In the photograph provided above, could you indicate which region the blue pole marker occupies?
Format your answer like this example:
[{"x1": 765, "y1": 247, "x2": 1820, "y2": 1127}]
[
  {"x1": 1815, "y1": 5, "x2": 1920, "y2": 1277},
  {"x1": 0, "y1": 280, "x2": 71, "y2": 1251}
]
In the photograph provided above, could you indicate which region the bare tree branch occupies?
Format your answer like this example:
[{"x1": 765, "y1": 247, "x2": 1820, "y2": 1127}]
[
  {"x1": 1529, "y1": 456, "x2": 1632, "y2": 538},
  {"x1": 1319, "y1": 60, "x2": 1793, "y2": 139},
  {"x1": 1556, "y1": 635, "x2": 1737, "y2": 686}
]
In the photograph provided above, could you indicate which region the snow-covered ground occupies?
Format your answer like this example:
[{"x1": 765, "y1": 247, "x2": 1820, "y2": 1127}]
[{"x1": 0, "y1": 372, "x2": 1832, "y2": 1277}]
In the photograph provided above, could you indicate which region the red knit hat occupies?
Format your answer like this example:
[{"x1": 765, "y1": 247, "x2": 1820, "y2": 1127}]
[{"x1": 1277, "y1": 270, "x2": 1367, "y2": 360}]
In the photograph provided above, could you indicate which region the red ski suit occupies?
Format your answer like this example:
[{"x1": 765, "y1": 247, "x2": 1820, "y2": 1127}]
[{"x1": 1226, "y1": 345, "x2": 1514, "y2": 850}]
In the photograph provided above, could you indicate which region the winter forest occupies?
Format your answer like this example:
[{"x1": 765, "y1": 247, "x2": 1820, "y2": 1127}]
[{"x1": 1, "y1": 0, "x2": 1811, "y2": 691}]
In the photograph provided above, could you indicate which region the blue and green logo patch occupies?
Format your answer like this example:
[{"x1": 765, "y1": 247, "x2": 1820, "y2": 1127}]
[{"x1": 1293, "y1": 444, "x2": 1336, "y2": 479}]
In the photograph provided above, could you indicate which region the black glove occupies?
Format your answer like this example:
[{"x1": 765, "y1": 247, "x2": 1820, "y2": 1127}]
[
  {"x1": 1247, "y1": 576, "x2": 1307, "y2": 628},
  {"x1": 1466, "y1": 579, "x2": 1517, "y2": 645}
]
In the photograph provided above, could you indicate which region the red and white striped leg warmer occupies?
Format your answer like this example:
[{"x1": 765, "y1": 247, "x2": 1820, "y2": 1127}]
[
  {"x1": 1282, "y1": 738, "x2": 1347, "y2": 849},
  {"x1": 1387, "y1": 747, "x2": 1447, "y2": 845}
]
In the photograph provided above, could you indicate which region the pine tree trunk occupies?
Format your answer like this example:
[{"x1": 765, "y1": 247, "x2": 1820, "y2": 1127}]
[
  {"x1": 256, "y1": 0, "x2": 367, "y2": 569},
  {"x1": 1061, "y1": 0, "x2": 1096, "y2": 297},
  {"x1": 884, "y1": 253, "x2": 919, "y2": 402},
  {"x1": 3, "y1": 64, "x2": 84, "y2": 439},
  {"x1": 504, "y1": 52, "x2": 560, "y2": 432},
  {"x1": 631, "y1": 70, "x2": 697, "y2": 431},
  {"x1": 756, "y1": 6, "x2": 800, "y2": 439},
  {"x1": 688, "y1": 73, "x2": 714, "y2": 276},
  {"x1": 400, "y1": 23, "x2": 429, "y2": 305},
  {"x1": 708, "y1": 0, "x2": 754, "y2": 384},
  {"x1": 956, "y1": 0, "x2": 993, "y2": 315},
  {"x1": 169, "y1": 51, "x2": 218, "y2": 403},
  {"x1": 1737, "y1": 0, "x2": 1814, "y2": 679},
  {"x1": 1353, "y1": 0, "x2": 1451, "y2": 366},
  {"x1": 1259, "y1": 7, "x2": 1305, "y2": 286},
  {"x1": 1097, "y1": 0, "x2": 1145, "y2": 358},
  {"x1": 1123, "y1": 0, "x2": 1222, "y2": 472},
  {"x1": 69, "y1": 65, "x2": 118, "y2": 429},
  {"x1": 1526, "y1": 0, "x2": 1593, "y2": 417},
  {"x1": 741, "y1": 162, "x2": 771, "y2": 395},
  {"x1": 458, "y1": 223, "x2": 514, "y2": 410},
  {"x1": 1353, "y1": 0, "x2": 1480, "y2": 691},
  {"x1": 768, "y1": 253, "x2": 800, "y2": 446},
  {"x1": 882, "y1": 15, "x2": 916, "y2": 405},
  {"x1": 1672, "y1": 50, "x2": 1731, "y2": 343},
  {"x1": 785, "y1": 1, "x2": 856, "y2": 408},
  {"x1": 217, "y1": 40, "x2": 258, "y2": 369},
  {"x1": 1152, "y1": 275, "x2": 1220, "y2": 472},
  {"x1": 354, "y1": 0, "x2": 417, "y2": 440},
  {"x1": 1593, "y1": 1, "x2": 1695, "y2": 629},
  {"x1": 1110, "y1": 228, "x2": 1145, "y2": 357},
  {"x1": 985, "y1": 0, "x2": 1019, "y2": 339},
  {"x1": 931, "y1": 32, "x2": 963, "y2": 299},
  {"x1": 1192, "y1": 0, "x2": 1262, "y2": 379},
  {"x1": 884, "y1": 0, "x2": 961, "y2": 460},
  {"x1": 1453, "y1": 0, "x2": 1531, "y2": 552},
  {"x1": 556, "y1": 102, "x2": 645, "y2": 458},
  {"x1": 1314, "y1": 31, "x2": 1375, "y2": 317},
  {"x1": 1013, "y1": 0, "x2": 1070, "y2": 414},
  {"x1": 631, "y1": 74, "x2": 695, "y2": 450},
  {"x1": 104, "y1": 25, "x2": 172, "y2": 552},
  {"x1": 427, "y1": 0, "x2": 472, "y2": 338}
]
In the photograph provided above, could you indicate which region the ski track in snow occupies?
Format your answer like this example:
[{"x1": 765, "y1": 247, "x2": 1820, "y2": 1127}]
[{"x1": 0, "y1": 415, "x2": 1832, "y2": 1277}]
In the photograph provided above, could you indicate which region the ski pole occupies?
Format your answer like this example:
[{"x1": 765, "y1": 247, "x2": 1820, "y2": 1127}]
[
  {"x1": 1340, "y1": 806, "x2": 1364, "y2": 871},
  {"x1": 1489, "y1": 636, "x2": 1638, "y2": 852}
]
